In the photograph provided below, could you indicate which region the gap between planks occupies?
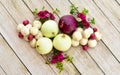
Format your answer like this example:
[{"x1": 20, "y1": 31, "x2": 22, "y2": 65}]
[
  {"x1": 115, "y1": 0, "x2": 120, "y2": 5},
  {"x1": 68, "y1": 0, "x2": 120, "y2": 63},
  {"x1": 92, "y1": 0, "x2": 120, "y2": 33},
  {"x1": 46, "y1": 0, "x2": 120, "y2": 75},
  {"x1": 69, "y1": 0, "x2": 120, "y2": 62},
  {"x1": 22, "y1": 0, "x2": 81, "y2": 74},
  {"x1": 0, "y1": 65, "x2": 7, "y2": 75},
  {"x1": 21, "y1": 0, "x2": 106, "y2": 74},
  {"x1": 0, "y1": 34, "x2": 31, "y2": 75},
  {"x1": 2, "y1": 1, "x2": 54, "y2": 75}
]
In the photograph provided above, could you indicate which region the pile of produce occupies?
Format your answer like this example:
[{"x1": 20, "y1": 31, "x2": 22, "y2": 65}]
[{"x1": 16, "y1": 5, "x2": 102, "y2": 73}]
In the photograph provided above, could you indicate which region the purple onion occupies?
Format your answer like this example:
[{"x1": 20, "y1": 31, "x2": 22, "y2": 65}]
[{"x1": 59, "y1": 15, "x2": 77, "y2": 35}]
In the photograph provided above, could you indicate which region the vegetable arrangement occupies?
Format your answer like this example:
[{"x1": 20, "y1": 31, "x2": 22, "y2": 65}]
[{"x1": 16, "y1": 4, "x2": 102, "y2": 73}]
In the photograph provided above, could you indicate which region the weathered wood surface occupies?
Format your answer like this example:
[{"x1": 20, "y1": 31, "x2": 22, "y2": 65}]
[{"x1": 0, "y1": 0, "x2": 120, "y2": 75}]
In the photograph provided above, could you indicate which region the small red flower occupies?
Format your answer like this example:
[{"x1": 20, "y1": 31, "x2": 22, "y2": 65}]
[
  {"x1": 38, "y1": 11, "x2": 48, "y2": 19},
  {"x1": 50, "y1": 59, "x2": 57, "y2": 64},
  {"x1": 81, "y1": 20, "x2": 90, "y2": 28},
  {"x1": 50, "y1": 52, "x2": 65, "y2": 64},
  {"x1": 57, "y1": 53, "x2": 65, "y2": 62},
  {"x1": 49, "y1": 13, "x2": 55, "y2": 20},
  {"x1": 77, "y1": 13, "x2": 86, "y2": 20}
]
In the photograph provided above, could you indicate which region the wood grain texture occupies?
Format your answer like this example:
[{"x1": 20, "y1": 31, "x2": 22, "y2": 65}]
[
  {"x1": 0, "y1": 35, "x2": 30, "y2": 75},
  {"x1": 115, "y1": 0, "x2": 120, "y2": 5},
  {"x1": 0, "y1": 66, "x2": 6, "y2": 75},
  {"x1": 0, "y1": 0, "x2": 120, "y2": 75},
  {"x1": 69, "y1": 0, "x2": 120, "y2": 62},
  {"x1": 0, "y1": 1, "x2": 56, "y2": 75},
  {"x1": 47, "y1": 0, "x2": 120, "y2": 75},
  {"x1": 93, "y1": 0, "x2": 120, "y2": 32},
  {"x1": 22, "y1": 0, "x2": 81, "y2": 75},
  {"x1": 46, "y1": 0, "x2": 106, "y2": 75}
]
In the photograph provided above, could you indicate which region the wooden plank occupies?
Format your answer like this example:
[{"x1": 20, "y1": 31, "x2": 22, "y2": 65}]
[
  {"x1": 46, "y1": 0, "x2": 120, "y2": 75},
  {"x1": 68, "y1": 0, "x2": 120, "y2": 74},
  {"x1": 69, "y1": 0, "x2": 120, "y2": 61},
  {"x1": 115, "y1": 0, "x2": 120, "y2": 5},
  {"x1": 0, "y1": 66, "x2": 6, "y2": 75},
  {"x1": 22, "y1": 0, "x2": 81, "y2": 75},
  {"x1": 0, "y1": 2, "x2": 56, "y2": 75},
  {"x1": 45, "y1": 0, "x2": 106, "y2": 75},
  {"x1": 0, "y1": 35, "x2": 30, "y2": 75},
  {"x1": 93, "y1": 0, "x2": 120, "y2": 32}
]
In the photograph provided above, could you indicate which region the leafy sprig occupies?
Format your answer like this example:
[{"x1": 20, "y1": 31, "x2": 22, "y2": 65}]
[
  {"x1": 56, "y1": 62, "x2": 64, "y2": 73},
  {"x1": 82, "y1": 8, "x2": 89, "y2": 15},
  {"x1": 32, "y1": 8, "x2": 38, "y2": 15},
  {"x1": 90, "y1": 18, "x2": 95, "y2": 24},
  {"x1": 70, "y1": 4, "x2": 79, "y2": 14},
  {"x1": 53, "y1": 8, "x2": 60, "y2": 14},
  {"x1": 65, "y1": 56, "x2": 73, "y2": 63},
  {"x1": 42, "y1": 6, "x2": 45, "y2": 10}
]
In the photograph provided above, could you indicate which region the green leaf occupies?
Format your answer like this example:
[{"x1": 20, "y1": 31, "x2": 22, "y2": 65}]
[
  {"x1": 45, "y1": 61, "x2": 50, "y2": 64},
  {"x1": 65, "y1": 56, "x2": 73, "y2": 63},
  {"x1": 40, "y1": 18, "x2": 49, "y2": 24},
  {"x1": 32, "y1": 8, "x2": 38, "y2": 15},
  {"x1": 56, "y1": 62, "x2": 64, "y2": 73},
  {"x1": 77, "y1": 22, "x2": 84, "y2": 28},
  {"x1": 90, "y1": 18, "x2": 95, "y2": 24},
  {"x1": 53, "y1": 8, "x2": 60, "y2": 14},
  {"x1": 53, "y1": 49, "x2": 60, "y2": 56},
  {"x1": 82, "y1": 8, "x2": 89, "y2": 15},
  {"x1": 42, "y1": 6, "x2": 45, "y2": 10},
  {"x1": 70, "y1": 4, "x2": 78, "y2": 14}
]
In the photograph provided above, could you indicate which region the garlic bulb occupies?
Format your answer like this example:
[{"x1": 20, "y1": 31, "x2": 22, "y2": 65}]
[
  {"x1": 17, "y1": 24, "x2": 24, "y2": 32},
  {"x1": 35, "y1": 31, "x2": 43, "y2": 40},
  {"x1": 30, "y1": 38, "x2": 36, "y2": 48},
  {"x1": 72, "y1": 31, "x2": 82, "y2": 41},
  {"x1": 79, "y1": 38, "x2": 88, "y2": 45},
  {"x1": 95, "y1": 32, "x2": 102, "y2": 41},
  {"x1": 88, "y1": 40, "x2": 97, "y2": 48},
  {"x1": 33, "y1": 20, "x2": 41, "y2": 29},
  {"x1": 76, "y1": 27, "x2": 83, "y2": 32},
  {"x1": 21, "y1": 27, "x2": 30, "y2": 36},
  {"x1": 87, "y1": 27, "x2": 94, "y2": 34},
  {"x1": 82, "y1": 27, "x2": 93, "y2": 38},
  {"x1": 25, "y1": 24, "x2": 32, "y2": 30},
  {"x1": 24, "y1": 36, "x2": 29, "y2": 41},
  {"x1": 71, "y1": 39, "x2": 79, "y2": 47},
  {"x1": 30, "y1": 27, "x2": 39, "y2": 35}
]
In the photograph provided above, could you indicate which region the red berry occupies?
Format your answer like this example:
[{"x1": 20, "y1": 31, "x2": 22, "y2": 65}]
[
  {"x1": 89, "y1": 33, "x2": 96, "y2": 39},
  {"x1": 93, "y1": 28, "x2": 98, "y2": 32},
  {"x1": 82, "y1": 45, "x2": 89, "y2": 51},
  {"x1": 23, "y1": 20, "x2": 29, "y2": 26},
  {"x1": 18, "y1": 32, "x2": 23, "y2": 39},
  {"x1": 28, "y1": 34, "x2": 34, "y2": 41}
]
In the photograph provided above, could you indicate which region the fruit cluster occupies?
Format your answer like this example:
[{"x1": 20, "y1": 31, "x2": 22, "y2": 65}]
[
  {"x1": 17, "y1": 20, "x2": 42, "y2": 48},
  {"x1": 16, "y1": 6, "x2": 102, "y2": 72},
  {"x1": 72, "y1": 27, "x2": 102, "y2": 50}
]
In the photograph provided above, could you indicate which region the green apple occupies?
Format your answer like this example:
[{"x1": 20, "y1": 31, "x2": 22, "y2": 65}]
[
  {"x1": 36, "y1": 37, "x2": 53, "y2": 54},
  {"x1": 53, "y1": 34, "x2": 72, "y2": 51},
  {"x1": 41, "y1": 20, "x2": 59, "y2": 38}
]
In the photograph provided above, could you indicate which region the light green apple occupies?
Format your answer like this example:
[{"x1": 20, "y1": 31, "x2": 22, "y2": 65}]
[
  {"x1": 36, "y1": 37, "x2": 53, "y2": 54},
  {"x1": 41, "y1": 20, "x2": 59, "y2": 38},
  {"x1": 53, "y1": 34, "x2": 72, "y2": 51}
]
